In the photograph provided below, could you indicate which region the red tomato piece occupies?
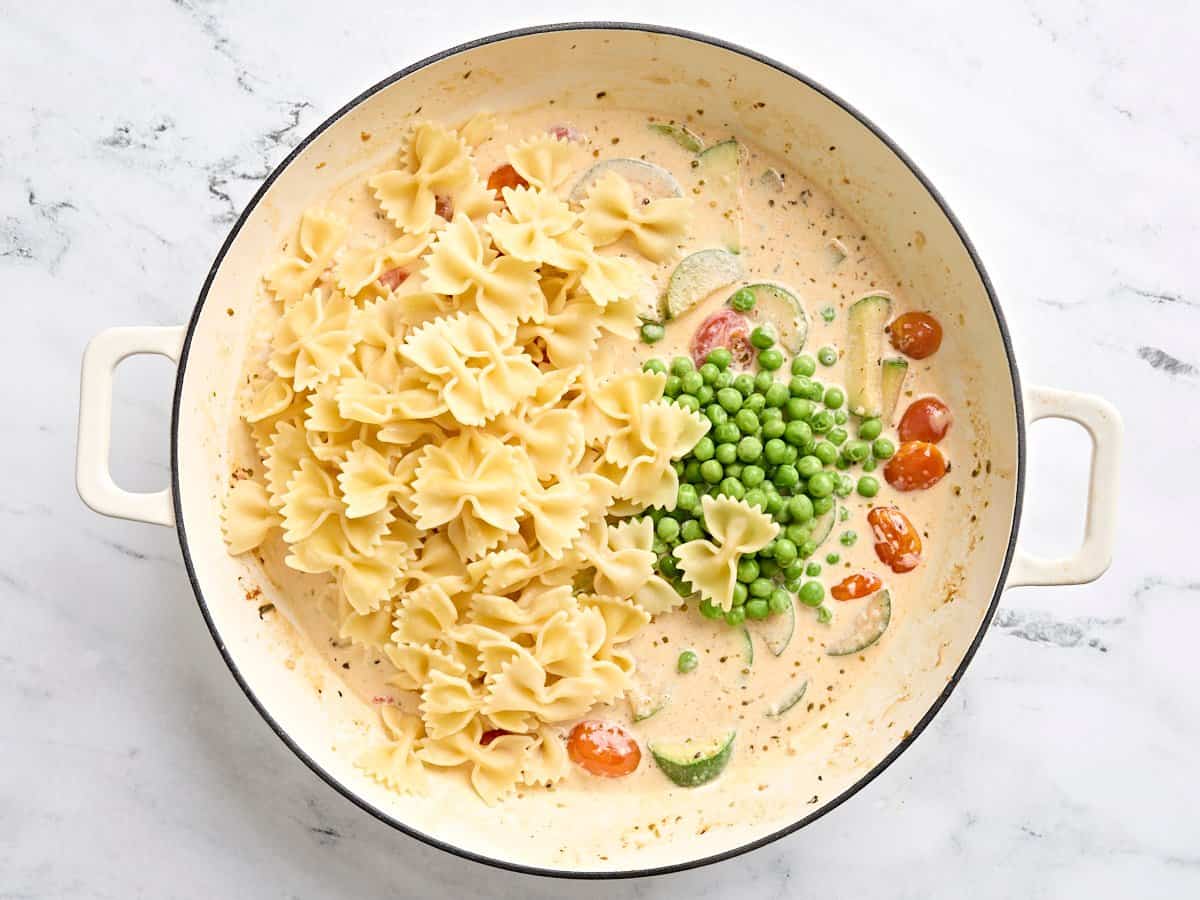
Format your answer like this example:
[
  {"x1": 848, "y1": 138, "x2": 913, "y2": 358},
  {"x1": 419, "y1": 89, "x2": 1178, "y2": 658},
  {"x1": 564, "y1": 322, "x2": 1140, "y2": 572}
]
[
  {"x1": 378, "y1": 267, "x2": 409, "y2": 291},
  {"x1": 690, "y1": 308, "x2": 753, "y2": 368},
  {"x1": 480, "y1": 728, "x2": 511, "y2": 746},
  {"x1": 867, "y1": 507, "x2": 923, "y2": 574},
  {"x1": 434, "y1": 194, "x2": 454, "y2": 220},
  {"x1": 548, "y1": 124, "x2": 583, "y2": 142},
  {"x1": 567, "y1": 720, "x2": 641, "y2": 777},
  {"x1": 888, "y1": 311, "x2": 943, "y2": 359},
  {"x1": 486, "y1": 163, "x2": 529, "y2": 199},
  {"x1": 831, "y1": 572, "x2": 883, "y2": 601},
  {"x1": 884, "y1": 441, "x2": 948, "y2": 491},
  {"x1": 899, "y1": 396, "x2": 953, "y2": 444}
]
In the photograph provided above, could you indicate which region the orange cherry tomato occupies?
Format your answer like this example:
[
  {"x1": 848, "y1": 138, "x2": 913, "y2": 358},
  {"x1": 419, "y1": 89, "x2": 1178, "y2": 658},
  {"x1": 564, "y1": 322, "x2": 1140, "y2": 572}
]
[
  {"x1": 899, "y1": 396, "x2": 953, "y2": 444},
  {"x1": 831, "y1": 572, "x2": 883, "y2": 601},
  {"x1": 867, "y1": 506, "x2": 922, "y2": 573},
  {"x1": 889, "y1": 311, "x2": 943, "y2": 359},
  {"x1": 487, "y1": 163, "x2": 529, "y2": 198},
  {"x1": 434, "y1": 194, "x2": 454, "y2": 220},
  {"x1": 567, "y1": 720, "x2": 641, "y2": 777},
  {"x1": 884, "y1": 441, "x2": 948, "y2": 491}
]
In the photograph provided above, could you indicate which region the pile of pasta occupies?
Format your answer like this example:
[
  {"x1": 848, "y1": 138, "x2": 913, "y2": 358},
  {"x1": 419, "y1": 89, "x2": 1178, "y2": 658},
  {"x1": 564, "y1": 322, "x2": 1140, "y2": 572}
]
[{"x1": 223, "y1": 119, "x2": 778, "y2": 803}]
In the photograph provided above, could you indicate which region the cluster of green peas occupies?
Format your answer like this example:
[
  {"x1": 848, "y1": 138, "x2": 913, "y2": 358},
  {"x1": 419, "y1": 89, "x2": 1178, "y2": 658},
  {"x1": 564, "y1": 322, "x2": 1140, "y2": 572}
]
[{"x1": 639, "y1": 309, "x2": 898, "y2": 628}]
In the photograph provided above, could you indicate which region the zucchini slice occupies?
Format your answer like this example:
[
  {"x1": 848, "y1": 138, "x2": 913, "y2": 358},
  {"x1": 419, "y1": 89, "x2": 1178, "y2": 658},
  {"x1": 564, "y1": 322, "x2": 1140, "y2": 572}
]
[
  {"x1": 753, "y1": 593, "x2": 794, "y2": 656},
  {"x1": 808, "y1": 502, "x2": 839, "y2": 549},
  {"x1": 826, "y1": 590, "x2": 892, "y2": 656},
  {"x1": 881, "y1": 357, "x2": 909, "y2": 423},
  {"x1": 845, "y1": 294, "x2": 892, "y2": 418},
  {"x1": 765, "y1": 679, "x2": 808, "y2": 718},
  {"x1": 568, "y1": 158, "x2": 683, "y2": 205},
  {"x1": 665, "y1": 249, "x2": 744, "y2": 319},
  {"x1": 628, "y1": 682, "x2": 669, "y2": 722},
  {"x1": 739, "y1": 283, "x2": 808, "y2": 353},
  {"x1": 649, "y1": 731, "x2": 735, "y2": 787},
  {"x1": 696, "y1": 140, "x2": 742, "y2": 253},
  {"x1": 648, "y1": 122, "x2": 704, "y2": 153}
]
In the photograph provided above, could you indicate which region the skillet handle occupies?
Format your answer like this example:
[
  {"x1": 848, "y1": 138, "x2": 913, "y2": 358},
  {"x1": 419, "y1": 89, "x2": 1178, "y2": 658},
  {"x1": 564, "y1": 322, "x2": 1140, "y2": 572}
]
[
  {"x1": 1006, "y1": 385, "x2": 1122, "y2": 588},
  {"x1": 77, "y1": 326, "x2": 186, "y2": 527}
]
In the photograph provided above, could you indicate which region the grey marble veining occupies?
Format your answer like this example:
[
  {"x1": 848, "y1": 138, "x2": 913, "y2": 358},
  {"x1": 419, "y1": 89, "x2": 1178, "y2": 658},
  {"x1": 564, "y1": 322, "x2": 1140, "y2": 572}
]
[{"x1": 3, "y1": 1, "x2": 1198, "y2": 897}]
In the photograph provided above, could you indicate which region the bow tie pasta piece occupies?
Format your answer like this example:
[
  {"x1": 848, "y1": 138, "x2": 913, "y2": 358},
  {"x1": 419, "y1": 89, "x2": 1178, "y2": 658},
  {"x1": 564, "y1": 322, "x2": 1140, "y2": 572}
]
[
  {"x1": 268, "y1": 288, "x2": 358, "y2": 392},
  {"x1": 517, "y1": 296, "x2": 604, "y2": 369},
  {"x1": 416, "y1": 717, "x2": 536, "y2": 806},
  {"x1": 241, "y1": 376, "x2": 296, "y2": 427},
  {"x1": 493, "y1": 406, "x2": 585, "y2": 480},
  {"x1": 386, "y1": 641, "x2": 468, "y2": 692},
  {"x1": 572, "y1": 369, "x2": 667, "y2": 447},
  {"x1": 674, "y1": 496, "x2": 780, "y2": 612},
  {"x1": 534, "y1": 607, "x2": 608, "y2": 678},
  {"x1": 333, "y1": 232, "x2": 431, "y2": 299},
  {"x1": 580, "y1": 171, "x2": 693, "y2": 262},
  {"x1": 554, "y1": 231, "x2": 651, "y2": 310},
  {"x1": 411, "y1": 431, "x2": 529, "y2": 537},
  {"x1": 222, "y1": 478, "x2": 282, "y2": 555},
  {"x1": 369, "y1": 122, "x2": 475, "y2": 234},
  {"x1": 606, "y1": 518, "x2": 683, "y2": 615},
  {"x1": 520, "y1": 472, "x2": 607, "y2": 559},
  {"x1": 468, "y1": 584, "x2": 576, "y2": 643},
  {"x1": 485, "y1": 186, "x2": 579, "y2": 267},
  {"x1": 506, "y1": 133, "x2": 577, "y2": 191},
  {"x1": 579, "y1": 594, "x2": 652, "y2": 662},
  {"x1": 422, "y1": 214, "x2": 542, "y2": 332},
  {"x1": 280, "y1": 455, "x2": 394, "y2": 558},
  {"x1": 419, "y1": 668, "x2": 482, "y2": 740},
  {"x1": 351, "y1": 293, "x2": 452, "y2": 389},
  {"x1": 335, "y1": 594, "x2": 396, "y2": 649},
  {"x1": 401, "y1": 312, "x2": 540, "y2": 426},
  {"x1": 265, "y1": 209, "x2": 348, "y2": 306},
  {"x1": 392, "y1": 583, "x2": 460, "y2": 646},
  {"x1": 481, "y1": 641, "x2": 612, "y2": 732},
  {"x1": 575, "y1": 518, "x2": 656, "y2": 601},
  {"x1": 519, "y1": 725, "x2": 571, "y2": 788},
  {"x1": 611, "y1": 402, "x2": 710, "y2": 509},
  {"x1": 356, "y1": 706, "x2": 429, "y2": 795},
  {"x1": 337, "y1": 440, "x2": 413, "y2": 518}
]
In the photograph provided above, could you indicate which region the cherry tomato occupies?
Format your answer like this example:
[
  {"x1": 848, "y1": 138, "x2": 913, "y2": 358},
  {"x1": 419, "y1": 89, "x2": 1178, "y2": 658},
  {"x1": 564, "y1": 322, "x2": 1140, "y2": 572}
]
[
  {"x1": 884, "y1": 441, "x2": 948, "y2": 491},
  {"x1": 567, "y1": 720, "x2": 641, "y2": 777},
  {"x1": 899, "y1": 396, "x2": 953, "y2": 444},
  {"x1": 486, "y1": 163, "x2": 529, "y2": 198},
  {"x1": 831, "y1": 572, "x2": 883, "y2": 601},
  {"x1": 867, "y1": 506, "x2": 922, "y2": 573},
  {"x1": 690, "y1": 308, "x2": 753, "y2": 368},
  {"x1": 434, "y1": 195, "x2": 454, "y2": 220},
  {"x1": 889, "y1": 311, "x2": 943, "y2": 359},
  {"x1": 548, "y1": 124, "x2": 583, "y2": 142},
  {"x1": 480, "y1": 728, "x2": 511, "y2": 746},
  {"x1": 378, "y1": 267, "x2": 409, "y2": 291}
]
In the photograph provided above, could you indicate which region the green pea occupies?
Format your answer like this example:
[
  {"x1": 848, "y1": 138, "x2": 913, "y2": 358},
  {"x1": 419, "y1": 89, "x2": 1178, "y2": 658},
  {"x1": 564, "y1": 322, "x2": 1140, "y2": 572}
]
[
  {"x1": 834, "y1": 409, "x2": 849, "y2": 425},
  {"x1": 791, "y1": 354, "x2": 817, "y2": 377},
  {"x1": 798, "y1": 581, "x2": 825, "y2": 607},
  {"x1": 699, "y1": 598, "x2": 724, "y2": 619},
  {"x1": 762, "y1": 405, "x2": 784, "y2": 420},
  {"x1": 749, "y1": 577, "x2": 773, "y2": 599},
  {"x1": 873, "y1": 437, "x2": 896, "y2": 459},
  {"x1": 811, "y1": 410, "x2": 834, "y2": 434},
  {"x1": 700, "y1": 459, "x2": 724, "y2": 484},
  {"x1": 764, "y1": 438, "x2": 788, "y2": 465},
  {"x1": 715, "y1": 442, "x2": 737, "y2": 464},
  {"x1": 670, "y1": 356, "x2": 694, "y2": 377},
  {"x1": 773, "y1": 538, "x2": 798, "y2": 566},
  {"x1": 734, "y1": 438, "x2": 761, "y2": 466},
  {"x1": 785, "y1": 523, "x2": 809, "y2": 545},
  {"x1": 732, "y1": 582, "x2": 749, "y2": 606},
  {"x1": 718, "y1": 477, "x2": 745, "y2": 500},
  {"x1": 745, "y1": 599, "x2": 770, "y2": 621},
  {"x1": 750, "y1": 325, "x2": 776, "y2": 350},
  {"x1": 707, "y1": 348, "x2": 732, "y2": 370},
  {"x1": 826, "y1": 552, "x2": 840, "y2": 564},
  {"x1": 783, "y1": 400, "x2": 812, "y2": 425},
  {"x1": 844, "y1": 439, "x2": 871, "y2": 462},
  {"x1": 716, "y1": 387, "x2": 742, "y2": 413},
  {"x1": 697, "y1": 362, "x2": 720, "y2": 385},
  {"x1": 781, "y1": 421, "x2": 811, "y2": 451},
  {"x1": 764, "y1": 492, "x2": 785, "y2": 516},
  {"x1": 736, "y1": 557, "x2": 760, "y2": 583},
  {"x1": 714, "y1": 422, "x2": 740, "y2": 444},
  {"x1": 835, "y1": 455, "x2": 850, "y2": 470},
  {"x1": 733, "y1": 373, "x2": 756, "y2": 396},
  {"x1": 753, "y1": 371, "x2": 774, "y2": 393},
  {"x1": 724, "y1": 606, "x2": 746, "y2": 626},
  {"x1": 640, "y1": 322, "x2": 665, "y2": 344},
  {"x1": 643, "y1": 358, "x2": 667, "y2": 375},
  {"x1": 823, "y1": 386, "x2": 845, "y2": 409},
  {"x1": 782, "y1": 443, "x2": 799, "y2": 464},
  {"x1": 808, "y1": 471, "x2": 835, "y2": 497},
  {"x1": 652, "y1": 538, "x2": 668, "y2": 556},
  {"x1": 858, "y1": 418, "x2": 883, "y2": 440},
  {"x1": 763, "y1": 417, "x2": 787, "y2": 439},
  {"x1": 746, "y1": 394, "x2": 767, "y2": 415},
  {"x1": 671, "y1": 460, "x2": 685, "y2": 476},
  {"x1": 767, "y1": 588, "x2": 790, "y2": 615},
  {"x1": 680, "y1": 370, "x2": 704, "y2": 394},
  {"x1": 733, "y1": 409, "x2": 758, "y2": 435},
  {"x1": 724, "y1": 462, "x2": 744, "y2": 479},
  {"x1": 799, "y1": 539, "x2": 818, "y2": 559},
  {"x1": 697, "y1": 386, "x2": 715, "y2": 405},
  {"x1": 681, "y1": 520, "x2": 703, "y2": 543},
  {"x1": 787, "y1": 494, "x2": 814, "y2": 523},
  {"x1": 820, "y1": 305, "x2": 836, "y2": 323},
  {"x1": 656, "y1": 517, "x2": 680, "y2": 542},
  {"x1": 836, "y1": 474, "x2": 855, "y2": 497},
  {"x1": 706, "y1": 405, "x2": 728, "y2": 426},
  {"x1": 840, "y1": 530, "x2": 858, "y2": 547},
  {"x1": 816, "y1": 605, "x2": 833, "y2": 624},
  {"x1": 795, "y1": 455, "x2": 821, "y2": 480},
  {"x1": 664, "y1": 375, "x2": 682, "y2": 397},
  {"x1": 683, "y1": 460, "x2": 703, "y2": 483},
  {"x1": 806, "y1": 562, "x2": 822, "y2": 577},
  {"x1": 677, "y1": 482, "x2": 700, "y2": 510},
  {"x1": 758, "y1": 349, "x2": 784, "y2": 371},
  {"x1": 658, "y1": 553, "x2": 679, "y2": 577},
  {"x1": 827, "y1": 426, "x2": 848, "y2": 446},
  {"x1": 713, "y1": 370, "x2": 733, "y2": 389},
  {"x1": 857, "y1": 475, "x2": 880, "y2": 497},
  {"x1": 759, "y1": 558, "x2": 780, "y2": 578},
  {"x1": 818, "y1": 346, "x2": 838, "y2": 366},
  {"x1": 814, "y1": 441, "x2": 839, "y2": 465},
  {"x1": 691, "y1": 436, "x2": 714, "y2": 461},
  {"x1": 774, "y1": 464, "x2": 800, "y2": 489},
  {"x1": 802, "y1": 379, "x2": 825, "y2": 401},
  {"x1": 788, "y1": 375, "x2": 812, "y2": 398},
  {"x1": 839, "y1": 506, "x2": 850, "y2": 523},
  {"x1": 741, "y1": 464, "x2": 765, "y2": 488},
  {"x1": 677, "y1": 649, "x2": 699, "y2": 673},
  {"x1": 764, "y1": 383, "x2": 790, "y2": 408},
  {"x1": 862, "y1": 457, "x2": 878, "y2": 473},
  {"x1": 730, "y1": 287, "x2": 757, "y2": 312},
  {"x1": 812, "y1": 496, "x2": 834, "y2": 516},
  {"x1": 676, "y1": 394, "x2": 700, "y2": 413},
  {"x1": 744, "y1": 487, "x2": 767, "y2": 509}
]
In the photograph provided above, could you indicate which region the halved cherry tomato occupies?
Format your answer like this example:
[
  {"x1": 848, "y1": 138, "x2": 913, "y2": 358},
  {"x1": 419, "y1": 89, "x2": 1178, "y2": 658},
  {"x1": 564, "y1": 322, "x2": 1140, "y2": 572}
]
[
  {"x1": 831, "y1": 572, "x2": 883, "y2": 601},
  {"x1": 690, "y1": 308, "x2": 753, "y2": 368},
  {"x1": 480, "y1": 728, "x2": 511, "y2": 746},
  {"x1": 888, "y1": 311, "x2": 943, "y2": 359},
  {"x1": 567, "y1": 720, "x2": 641, "y2": 777},
  {"x1": 884, "y1": 441, "x2": 948, "y2": 491},
  {"x1": 548, "y1": 124, "x2": 583, "y2": 142},
  {"x1": 486, "y1": 163, "x2": 529, "y2": 198},
  {"x1": 899, "y1": 396, "x2": 953, "y2": 444},
  {"x1": 867, "y1": 506, "x2": 922, "y2": 573},
  {"x1": 434, "y1": 195, "x2": 454, "y2": 220},
  {"x1": 378, "y1": 267, "x2": 409, "y2": 291}
]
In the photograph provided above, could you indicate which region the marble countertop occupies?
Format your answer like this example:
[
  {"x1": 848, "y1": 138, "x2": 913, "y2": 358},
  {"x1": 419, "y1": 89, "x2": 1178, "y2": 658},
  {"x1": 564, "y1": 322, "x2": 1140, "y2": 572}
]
[{"x1": 4, "y1": 1, "x2": 1198, "y2": 897}]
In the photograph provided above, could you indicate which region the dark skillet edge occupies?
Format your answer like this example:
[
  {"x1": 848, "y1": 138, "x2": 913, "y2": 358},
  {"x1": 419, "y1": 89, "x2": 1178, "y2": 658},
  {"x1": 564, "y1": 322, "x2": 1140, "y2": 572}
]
[{"x1": 170, "y1": 21, "x2": 1026, "y2": 881}]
